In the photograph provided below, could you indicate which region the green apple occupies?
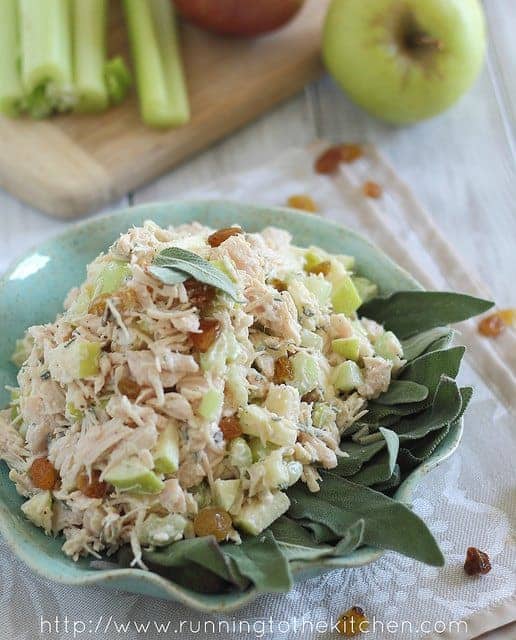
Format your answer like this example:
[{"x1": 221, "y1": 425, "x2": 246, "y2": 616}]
[{"x1": 323, "y1": 0, "x2": 487, "y2": 124}]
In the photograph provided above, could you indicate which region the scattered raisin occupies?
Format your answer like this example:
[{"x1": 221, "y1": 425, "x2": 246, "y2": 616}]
[
  {"x1": 315, "y1": 146, "x2": 343, "y2": 174},
  {"x1": 270, "y1": 278, "x2": 288, "y2": 292},
  {"x1": 306, "y1": 260, "x2": 331, "y2": 276},
  {"x1": 363, "y1": 181, "x2": 382, "y2": 199},
  {"x1": 287, "y1": 194, "x2": 318, "y2": 213},
  {"x1": 115, "y1": 287, "x2": 139, "y2": 312},
  {"x1": 208, "y1": 227, "x2": 243, "y2": 248},
  {"x1": 302, "y1": 389, "x2": 323, "y2": 403},
  {"x1": 193, "y1": 507, "x2": 232, "y2": 541},
  {"x1": 478, "y1": 309, "x2": 515, "y2": 338},
  {"x1": 336, "y1": 607, "x2": 369, "y2": 637},
  {"x1": 118, "y1": 377, "x2": 141, "y2": 400},
  {"x1": 189, "y1": 318, "x2": 221, "y2": 352},
  {"x1": 340, "y1": 143, "x2": 363, "y2": 164},
  {"x1": 464, "y1": 547, "x2": 491, "y2": 576},
  {"x1": 273, "y1": 356, "x2": 293, "y2": 384},
  {"x1": 77, "y1": 470, "x2": 108, "y2": 499},
  {"x1": 219, "y1": 415, "x2": 243, "y2": 441},
  {"x1": 29, "y1": 458, "x2": 58, "y2": 490},
  {"x1": 88, "y1": 293, "x2": 110, "y2": 315},
  {"x1": 184, "y1": 279, "x2": 217, "y2": 308}
]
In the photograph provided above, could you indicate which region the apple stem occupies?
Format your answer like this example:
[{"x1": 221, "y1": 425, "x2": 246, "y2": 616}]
[{"x1": 406, "y1": 31, "x2": 444, "y2": 52}]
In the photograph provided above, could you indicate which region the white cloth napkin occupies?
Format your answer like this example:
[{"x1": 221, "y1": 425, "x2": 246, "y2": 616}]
[{"x1": 1, "y1": 145, "x2": 514, "y2": 640}]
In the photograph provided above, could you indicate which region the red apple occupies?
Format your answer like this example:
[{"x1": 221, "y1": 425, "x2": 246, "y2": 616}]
[{"x1": 173, "y1": 0, "x2": 305, "y2": 37}]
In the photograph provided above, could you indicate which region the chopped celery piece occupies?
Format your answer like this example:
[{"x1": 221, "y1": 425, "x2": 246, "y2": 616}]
[
  {"x1": 333, "y1": 361, "x2": 363, "y2": 393},
  {"x1": 228, "y1": 437, "x2": 253, "y2": 469},
  {"x1": 104, "y1": 457, "x2": 164, "y2": 494},
  {"x1": 249, "y1": 437, "x2": 269, "y2": 462},
  {"x1": 331, "y1": 275, "x2": 362, "y2": 315},
  {"x1": 375, "y1": 331, "x2": 403, "y2": 361},
  {"x1": 78, "y1": 342, "x2": 102, "y2": 377},
  {"x1": 198, "y1": 388, "x2": 223, "y2": 421},
  {"x1": 332, "y1": 337, "x2": 360, "y2": 361},
  {"x1": 96, "y1": 260, "x2": 132, "y2": 295},
  {"x1": 72, "y1": 0, "x2": 109, "y2": 112},
  {"x1": 304, "y1": 247, "x2": 328, "y2": 271},
  {"x1": 304, "y1": 275, "x2": 332, "y2": 307},
  {"x1": 290, "y1": 352, "x2": 321, "y2": 396},
  {"x1": 234, "y1": 492, "x2": 290, "y2": 536},
  {"x1": 0, "y1": 0, "x2": 24, "y2": 116},
  {"x1": 191, "y1": 482, "x2": 211, "y2": 509},
  {"x1": 352, "y1": 276, "x2": 378, "y2": 304},
  {"x1": 66, "y1": 402, "x2": 84, "y2": 421},
  {"x1": 213, "y1": 479, "x2": 241, "y2": 511},
  {"x1": 269, "y1": 419, "x2": 298, "y2": 447},
  {"x1": 10, "y1": 389, "x2": 20, "y2": 422},
  {"x1": 104, "y1": 56, "x2": 132, "y2": 105},
  {"x1": 21, "y1": 491, "x2": 53, "y2": 534},
  {"x1": 19, "y1": 0, "x2": 75, "y2": 118},
  {"x1": 153, "y1": 422, "x2": 180, "y2": 474},
  {"x1": 226, "y1": 364, "x2": 248, "y2": 408},
  {"x1": 138, "y1": 513, "x2": 186, "y2": 546},
  {"x1": 300, "y1": 328, "x2": 324, "y2": 350},
  {"x1": 123, "y1": 0, "x2": 190, "y2": 127},
  {"x1": 312, "y1": 402, "x2": 336, "y2": 428}
]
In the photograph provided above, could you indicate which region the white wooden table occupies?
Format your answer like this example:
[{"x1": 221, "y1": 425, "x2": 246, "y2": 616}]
[{"x1": 0, "y1": 2, "x2": 514, "y2": 637}]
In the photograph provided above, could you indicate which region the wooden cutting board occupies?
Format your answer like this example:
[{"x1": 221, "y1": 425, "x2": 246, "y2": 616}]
[{"x1": 0, "y1": 0, "x2": 329, "y2": 219}]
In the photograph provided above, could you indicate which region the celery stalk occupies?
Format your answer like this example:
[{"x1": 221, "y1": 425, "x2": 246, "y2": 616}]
[
  {"x1": 123, "y1": 0, "x2": 190, "y2": 128},
  {"x1": 71, "y1": 0, "x2": 108, "y2": 112},
  {"x1": 0, "y1": 0, "x2": 24, "y2": 116},
  {"x1": 18, "y1": 0, "x2": 75, "y2": 117}
]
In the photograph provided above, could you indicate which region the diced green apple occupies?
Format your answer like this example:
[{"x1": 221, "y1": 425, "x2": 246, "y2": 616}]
[
  {"x1": 47, "y1": 339, "x2": 101, "y2": 383},
  {"x1": 286, "y1": 460, "x2": 303, "y2": 486},
  {"x1": 213, "y1": 478, "x2": 241, "y2": 511},
  {"x1": 104, "y1": 457, "x2": 164, "y2": 494},
  {"x1": 290, "y1": 351, "x2": 321, "y2": 396},
  {"x1": 234, "y1": 491, "x2": 291, "y2": 536},
  {"x1": 300, "y1": 328, "x2": 324, "y2": 350},
  {"x1": 332, "y1": 337, "x2": 360, "y2": 361},
  {"x1": 352, "y1": 276, "x2": 378, "y2": 303},
  {"x1": 262, "y1": 450, "x2": 290, "y2": 489},
  {"x1": 198, "y1": 388, "x2": 223, "y2": 421},
  {"x1": 331, "y1": 276, "x2": 362, "y2": 315},
  {"x1": 239, "y1": 405, "x2": 297, "y2": 447},
  {"x1": 21, "y1": 491, "x2": 53, "y2": 534},
  {"x1": 96, "y1": 260, "x2": 132, "y2": 295},
  {"x1": 265, "y1": 384, "x2": 300, "y2": 419},
  {"x1": 228, "y1": 437, "x2": 253, "y2": 469},
  {"x1": 332, "y1": 361, "x2": 364, "y2": 393},
  {"x1": 153, "y1": 422, "x2": 180, "y2": 474},
  {"x1": 304, "y1": 275, "x2": 332, "y2": 307},
  {"x1": 375, "y1": 331, "x2": 404, "y2": 361},
  {"x1": 225, "y1": 364, "x2": 248, "y2": 408},
  {"x1": 138, "y1": 513, "x2": 187, "y2": 546}
]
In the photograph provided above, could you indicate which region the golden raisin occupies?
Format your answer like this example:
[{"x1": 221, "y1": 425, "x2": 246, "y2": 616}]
[
  {"x1": 270, "y1": 278, "x2": 288, "y2": 292},
  {"x1": 77, "y1": 470, "x2": 108, "y2": 499},
  {"x1": 273, "y1": 356, "x2": 293, "y2": 384},
  {"x1": 189, "y1": 318, "x2": 221, "y2": 352},
  {"x1": 363, "y1": 181, "x2": 382, "y2": 199},
  {"x1": 478, "y1": 309, "x2": 515, "y2": 337},
  {"x1": 29, "y1": 458, "x2": 58, "y2": 490},
  {"x1": 115, "y1": 287, "x2": 139, "y2": 312},
  {"x1": 306, "y1": 260, "x2": 331, "y2": 276},
  {"x1": 88, "y1": 293, "x2": 110, "y2": 315},
  {"x1": 336, "y1": 607, "x2": 369, "y2": 637},
  {"x1": 184, "y1": 279, "x2": 217, "y2": 308},
  {"x1": 118, "y1": 377, "x2": 141, "y2": 400},
  {"x1": 287, "y1": 194, "x2": 318, "y2": 213},
  {"x1": 464, "y1": 547, "x2": 491, "y2": 575},
  {"x1": 193, "y1": 507, "x2": 232, "y2": 541},
  {"x1": 208, "y1": 227, "x2": 243, "y2": 248},
  {"x1": 340, "y1": 143, "x2": 363, "y2": 163},
  {"x1": 302, "y1": 389, "x2": 323, "y2": 403},
  {"x1": 219, "y1": 415, "x2": 243, "y2": 440},
  {"x1": 315, "y1": 146, "x2": 343, "y2": 174}
]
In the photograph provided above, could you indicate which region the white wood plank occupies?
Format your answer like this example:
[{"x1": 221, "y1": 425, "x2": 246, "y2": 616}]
[
  {"x1": 311, "y1": 64, "x2": 515, "y2": 307},
  {"x1": 132, "y1": 92, "x2": 317, "y2": 202}
]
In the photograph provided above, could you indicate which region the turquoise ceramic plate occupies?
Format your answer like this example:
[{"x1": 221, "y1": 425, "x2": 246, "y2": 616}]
[{"x1": 0, "y1": 201, "x2": 463, "y2": 612}]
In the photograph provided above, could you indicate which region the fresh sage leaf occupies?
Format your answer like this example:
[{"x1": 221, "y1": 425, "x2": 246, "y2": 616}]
[
  {"x1": 376, "y1": 380, "x2": 429, "y2": 405},
  {"x1": 351, "y1": 428, "x2": 399, "y2": 486},
  {"x1": 151, "y1": 247, "x2": 241, "y2": 301},
  {"x1": 288, "y1": 472, "x2": 444, "y2": 566},
  {"x1": 401, "y1": 327, "x2": 454, "y2": 362},
  {"x1": 373, "y1": 464, "x2": 402, "y2": 493},
  {"x1": 222, "y1": 531, "x2": 292, "y2": 593},
  {"x1": 360, "y1": 291, "x2": 493, "y2": 338},
  {"x1": 400, "y1": 347, "x2": 465, "y2": 393}
]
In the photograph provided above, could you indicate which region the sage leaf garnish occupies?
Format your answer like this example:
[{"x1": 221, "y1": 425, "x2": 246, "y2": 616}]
[
  {"x1": 360, "y1": 291, "x2": 494, "y2": 338},
  {"x1": 150, "y1": 247, "x2": 241, "y2": 301},
  {"x1": 375, "y1": 380, "x2": 429, "y2": 405}
]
